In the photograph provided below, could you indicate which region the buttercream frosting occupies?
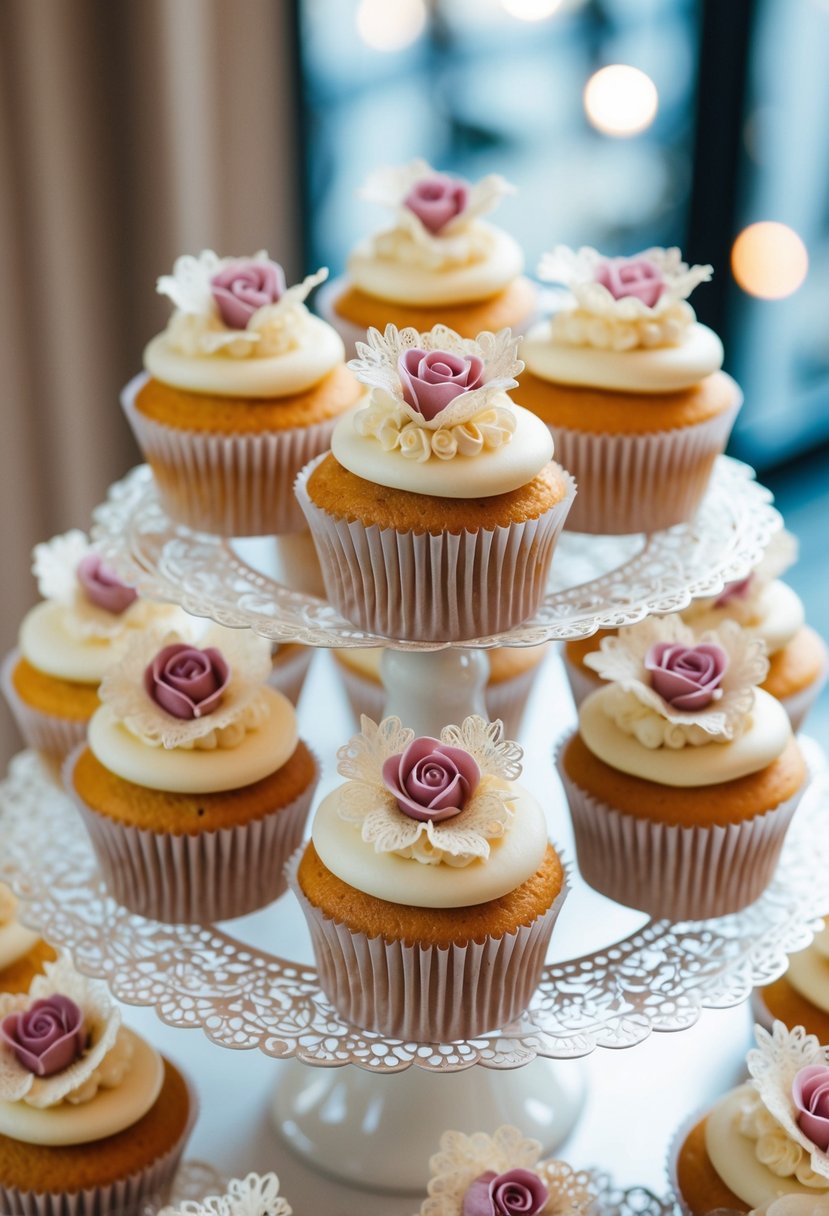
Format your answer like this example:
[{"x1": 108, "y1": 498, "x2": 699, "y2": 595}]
[
  {"x1": 786, "y1": 926, "x2": 829, "y2": 1015},
  {"x1": 0, "y1": 1027, "x2": 162, "y2": 1147},
  {"x1": 312, "y1": 782, "x2": 548, "y2": 907},
  {"x1": 19, "y1": 600, "x2": 179, "y2": 684},
  {"x1": 0, "y1": 887, "x2": 39, "y2": 973},
  {"x1": 684, "y1": 580, "x2": 805, "y2": 657},
  {"x1": 579, "y1": 686, "x2": 790, "y2": 786}
]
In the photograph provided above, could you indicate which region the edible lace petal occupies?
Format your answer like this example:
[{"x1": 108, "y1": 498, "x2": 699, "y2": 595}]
[
  {"x1": 0, "y1": 955, "x2": 127, "y2": 1109},
  {"x1": 538, "y1": 246, "x2": 712, "y2": 351},
  {"x1": 418, "y1": 1125, "x2": 595, "y2": 1216},
  {"x1": 159, "y1": 1172, "x2": 292, "y2": 1216},
  {"x1": 335, "y1": 715, "x2": 521, "y2": 866},
  {"x1": 584, "y1": 616, "x2": 768, "y2": 744},
  {"x1": 685, "y1": 530, "x2": 800, "y2": 624},
  {"x1": 746, "y1": 1022, "x2": 829, "y2": 1183},
  {"x1": 98, "y1": 626, "x2": 273, "y2": 750}
]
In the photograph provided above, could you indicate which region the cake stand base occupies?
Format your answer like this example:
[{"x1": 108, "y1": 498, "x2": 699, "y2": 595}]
[
  {"x1": 270, "y1": 1058, "x2": 586, "y2": 1194},
  {"x1": 381, "y1": 647, "x2": 490, "y2": 732}
]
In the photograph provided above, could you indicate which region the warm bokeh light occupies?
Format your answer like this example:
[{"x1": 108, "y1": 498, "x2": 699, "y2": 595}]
[
  {"x1": 501, "y1": 0, "x2": 563, "y2": 20},
  {"x1": 355, "y1": 0, "x2": 427, "y2": 52},
  {"x1": 731, "y1": 222, "x2": 809, "y2": 299},
  {"x1": 583, "y1": 65, "x2": 659, "y2": 137}
]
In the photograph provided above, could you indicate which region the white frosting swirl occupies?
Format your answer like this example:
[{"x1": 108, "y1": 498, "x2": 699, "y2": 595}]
[
  {"x1": 87, "y1": 686, "x2": 297, "y2": 793},
  {"x1": 0, "y1": 1029, "x2": 163, "y2": 1147},
  {"x1": 348, "y1": 223, "x2": 524, "y2": 306},
  {"x1": 353, "y1": 393, "x2": 517, "y2": 464},
  {"x1": 331, "y1": 400, "x2": 554, "y2": 498},
  {"x1": 579, "y1": 687, "x2": 791, "y2": 787},
  {"x1": 785, "y1": 927, "x2": 829, "y2": 1014},
  {"x1": 522, "y1": 318, "x2": 724, "y2": 393},
  {"x1": 684, "y1": 581, "x2": 805, "y2": 657},
  {"x1": 599, "y1": 684, "x2": 724, "y2": 749},
  {"x1": 312, "y1": 783, "x2": 549, "y2": 908},
  {"x1": 0, "y1": 884, "x2": 38, "y2": 971}
]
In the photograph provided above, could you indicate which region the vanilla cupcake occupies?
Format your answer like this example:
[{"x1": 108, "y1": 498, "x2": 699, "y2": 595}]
[
  {"x1": 0, "y1": 955, "x2": 196, "y2": 1216},
  {"x1": 160, "y1": 1172, "x2": 292, "y2": 1216},
  {"x1": 0, "y1": 885, "x2": 55, "y2": 996},
  {"x1": 418, "y1": 1125, "x2": 595, "y2": 1216},
  {"x1": 65, "y1": 628, "x2": 318, "y2": 923},
  {"x1": 296, "y1": 324, "x2": 575, "y2": 642},
  {"x1": 755, "y1": 922, "x2": 829, "y2": 1043},
  {"x1": 320, "y1": 161, "x2": 539, "y2": 356},
  {"x1": 123, "y1": 250, "x2": 362, "y2": 536},
  {"x1": 558, "y1": 616, "x2": 806, "y2": 919},
  {"x1": 671, "y1": 1022, "x2": 829, "y2": 1214},
  {"x1": 1, "y1": 531, "x2": 180, "y2": 763},
  {"x1": 289, "y1": 714, "x2": 567, "y2": 1041},
  {"x1": 333, "y1": 645, "x2": 549, "y2": 737},
  {"x1": 520, "y1": 247, "x2": 742, "y2": 534}
]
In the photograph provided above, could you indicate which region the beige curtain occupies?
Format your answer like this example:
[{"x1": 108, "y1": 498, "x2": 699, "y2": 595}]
[{"x1": 0, "y1": 0, "x2": 302, "y2": 766}]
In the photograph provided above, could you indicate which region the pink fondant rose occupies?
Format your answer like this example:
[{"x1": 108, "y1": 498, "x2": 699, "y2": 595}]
[
  {"x1": 210, "y1": 258, "x2": 286, "y2": 329},
  {"x1": 793, "y1": 1065, "x2": 829, "y2": 1152},
  {"x1": 714, "y1": 574, "x2": 754, "y2": 608},
  {"x1": 404, "y1": 174, "x2": 469, "y2": 234},
  {"x1": 595, "y1": 256, "x2": 666, "y2": 308},
  {"x1": 398, "y1": 348, "x2": 485, "y2": 421},
  {"x1": 462, "y1": 1169, "x2": 549, "y2": 1216},
  {"x1": 382, "y1": 736, "x2": 480, "y2": 823},
  {"x1": 76, "y1": 553, "x2": 138, "y2": 615},
  {"x1": 645, "y1": 641, "x2": 728, "y2": 711},
  {"x1": 1, "y1": 995, "x2": 87, "y2": 1077},
  {"x1": 144, "y1": 643, "x2": 230, "y2": 720}
]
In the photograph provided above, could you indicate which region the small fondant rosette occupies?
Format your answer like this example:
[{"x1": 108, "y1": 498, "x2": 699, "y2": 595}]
[
  {"x1": 1, "y1": 530, "x2": 180, "y2": 763},
  {"x1": 0, "y1": 955, "x2": 196, "y2": 1216},
  {"x1": 418, "y1": 1124, "x2": 595, "y2": 1216},
  {"x1": 557, "y1": 616, "x2": 807, "y2": 920},
  {"x1": 64, "y1": 627, "x2": 319, "y2": 923},
  {"x1": 123, "y1": 250, "x2": 362, "y2": 536},
  {"x1": 519, "y1": 246, "x2": 742, "y2": 534},
  {"x1": 321, "y1": 161, "x2": 539, "y2": 356},
  {"x1": 0, "y1": 884, "x2": 56, "y2": 996},
  {"x1": 159, "y1": 1171, "x2": 292, "y2": 1216},
  {"x1": 754, "y1": 922, "x2": 829, "y2": 1044},
  {"x1": 290, "y1": 715, "x2": 567, "y2": 1041},
  {"x1": 296, "y1": 324, "x2": 575, "y2": 642},
  {"x1": 670, "y1": 1022, "x2": 829, "y2": 1214}
]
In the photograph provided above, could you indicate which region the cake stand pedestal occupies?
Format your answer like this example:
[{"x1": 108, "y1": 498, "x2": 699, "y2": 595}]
[{"x1": 271, "y1": 1056, "x2": 586, "y2": 1194}]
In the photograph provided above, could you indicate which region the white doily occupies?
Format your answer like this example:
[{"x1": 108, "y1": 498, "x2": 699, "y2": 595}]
[{"x1": 158, "y1": 1172, "x2": 291, "y2": 1216}]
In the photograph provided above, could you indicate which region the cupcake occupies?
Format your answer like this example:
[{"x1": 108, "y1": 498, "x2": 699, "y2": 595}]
[
  {"x1": 755, "y1": 922, "x2": 829, "y2": 1043},
  {"x1": 0, "y1": 954, "x2": 196, "y2": 1216},
  {"x1": 1, "y1": 531, "x2": 180, "y2": 764},
  {"x1": 320, "y1": 161, "x2": 539, "y2": 356},
  {"x1": 296, "y1": 324, "x2": 575, "y2": 642},
  {"x1": 269, "y1": 643, "x2": 315, "y2": 707},
  {"x1": 0, "y1": 885, "x2": 55, "y2": 996},
  {"x1": 557, "y1": 616, "x2": 807, "y2": 920},
  {"x1": 289, "y1": 714, "x2": 567, "y2": 1041},
  {"x1": 122, "y1": 250, "x2": 362, "y2": 536},
  {"x1": 520, "y1": 246, "x2": 742, "y2": 534},
  {"x1": 65, "y1": 627, "x2": 319, "y2": 923},
  {"x1": 418, "y1": 1124, "x2": 595, "y2": 1216},
  {"x1": 671, "y1": 1022, "x2": 829, "y2": 1213},
  {"x1": 333, "y1": 644, "x2": 549, "y2": 737},
  {"x1": 160, "y1": 1171, "x2": 292, "y2": 1216}
]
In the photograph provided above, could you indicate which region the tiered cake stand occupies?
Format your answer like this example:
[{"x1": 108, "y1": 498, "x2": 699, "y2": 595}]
[{"x1": 2, "y1": 457, "x2": 826, "y2": 1197}]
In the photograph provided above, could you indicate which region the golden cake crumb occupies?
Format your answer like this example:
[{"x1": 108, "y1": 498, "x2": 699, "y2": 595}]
[
  {"x1": 0, "y1": 940, "x2": 57, "y2": 995},
  {"x1": 758, "y1": 972, "x2": 829, "y2": 1041},
  {"x1": 763, "y1": 625, "x2": 827, "y2": 699},
  {"x1": 334, "y1": 277, "x2": 538, "y2": 337},
  {"x1": 11, "y1": 658, "x2": 99, "y2": 720},
  {"x1": 674, "y1": 1117, "x2": 750, "y2": 1215}
]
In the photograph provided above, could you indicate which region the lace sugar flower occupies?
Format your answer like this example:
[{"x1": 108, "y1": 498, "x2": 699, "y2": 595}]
[
  {"x1": 0, "y1": 955, "x2": 128, "y2": 1109},
  {"x1": 31, "y1": 530, "x2": 153, "y2": 641},
  {"x1": 418, "y1": 1125, "x2": 595, "y2": 1216},
  {"x1": 584, "y1": 616, "x2": 768, "y2": 745},
  {"x1": 746, "y1": 1022, "x2": 829, "y2": 1184},
  {"x1": 362, "y1": 160, "x2": 514, "y2": 239},
  {"x1": 336, "y1": 715, "x2": 523, "y2": 867},
  {"x1": 158, "y1": 1171, "x2": 292, "y2": 1216}
]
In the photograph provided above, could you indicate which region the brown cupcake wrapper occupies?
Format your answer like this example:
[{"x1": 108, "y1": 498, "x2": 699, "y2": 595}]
[
  {"x1": 1, "y1": 649, "x2": 90, "y2": 764},
  {"x1": 560, "y1": 653, "x2": 602, "y2": 710},
  {"x1": 64, "y1": 744, "x2": 319, "y2": 924},
  {"x1": 296, "y1": 454, "x2": 576, "y2": 642},
  {"x1": 121, "y1": 372, "x2": 339, "y2": 537},
  {"x1": 545, "y1": 398, "x2": 741, "y2": 535},
  {"x1": 556, "y1": 736, "x2": 804, "y2": 920},
  {"x1": 287, "y1": 846, "x2": 569, "y2": 1042},
  {"x1": 0, "y1": 1066, "x2": 198, "y2": 1216},
  {"x1": 268, "y1": 645, "x2": 315, "y2": 706}
]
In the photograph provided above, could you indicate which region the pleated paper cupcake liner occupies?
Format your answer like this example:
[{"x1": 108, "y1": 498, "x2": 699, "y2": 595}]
[
  {"x1": 545, "y1": 399, "x2": 741, "y2": 535},
  {"x1": 268, "y1": 645, "x2": 315, "y2": 707},
  {"x1": 287, "y1": 847, "x2": 568, "y2": 1042},
  {"x1": 1, "y1": 649, "x2": 91, "y2": 765},
  {"x1": 121, "y1": 372, "x2": 339, "y2": 537},
  {"x1": 560, "y1": 653, "x2": 602, "y2": 711},
  {"x1": 665, "y1": 1107, "x2": 712, "y2": 1216},
  {"x1": 64, "y1": 745, "x2": 319, "y2": 924},
  {"x1": 0, "y1": 1068, "x2": 198, "y2": 1216},
  {"x1": 779, "y1": 657, "x2": 829, "y2": 734},
  {"x1": 296, "y1": 454, "x2": 576, "y2": 643},
  {"x1": 556, "y1": 735, "x2": 805, "y2": 921}
]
